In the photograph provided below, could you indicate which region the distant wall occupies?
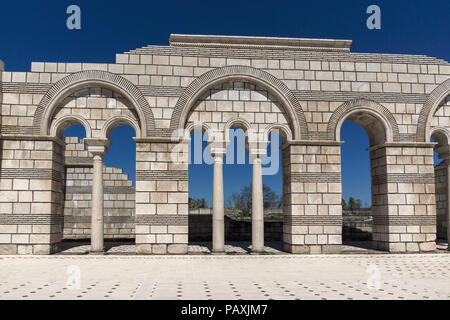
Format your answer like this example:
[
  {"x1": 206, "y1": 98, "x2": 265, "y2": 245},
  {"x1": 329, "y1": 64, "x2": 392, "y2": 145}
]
[
  {"x1": 188, "y1": 208, "x2": 373, "y2": 242},
  {"x1": 63, "y1": 138, "x2": 135, "y2": 240},
  {"x1": 342, "y1": 210, "x2": 372, "y2": 241}
]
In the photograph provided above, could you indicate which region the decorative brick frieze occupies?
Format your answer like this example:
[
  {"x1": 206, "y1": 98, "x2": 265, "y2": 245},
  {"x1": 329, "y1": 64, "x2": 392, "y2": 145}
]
[
  {"x1": 1, "y1": 126, "x2": 34, "y2": 135},
  {"x1": 0, "y1": 214, "x2": 63, "y2": 225},
  {"x1": 136, "y1": 215, "x2": 188, "y2": 226},
  {"x1": 372, "y1": 173, "x2": 435, "y2": 185},
  {"x1": 64, "y1": 216, "x2": 135, "y2": 224},
  {"x1": 65, "y1": 186, "x2": 135, "y2": 194},
  {"x1": 0, "y1": 168, "x2": 63, "y2": 181},
  {"x1": 373, "y1": 215, "x2": 436, "y2": 226},
  {"x1": 2, "y1": 82, "x2": 52, "y2": 94},
  {"x1": 284, "y1": 216, "x2": 342, "y2": 226},
  {"x1": 288, "y1": 173, "x2": 341, "y2": 183},
  {"x1": 136, "y1": 170, "x2": 188, "y2": 181},
  {"x1": 127, "y1": 43, "x2": 447, "y2": 65},
  {"x1": 293, "y1": 91, "x2": 428, "y2": 104}
]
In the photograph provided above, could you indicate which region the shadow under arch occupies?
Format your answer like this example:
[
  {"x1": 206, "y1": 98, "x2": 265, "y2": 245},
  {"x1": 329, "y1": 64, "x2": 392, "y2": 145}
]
[
  {"x1": 263, "y1": 124, "x2": 293, "y2": 144},
  {"x1": 328, "y1": 99, "x2": 398, "y2": 146},
  {"x1": 170, "y1": 65, "x2": 308, "y2": 140}
]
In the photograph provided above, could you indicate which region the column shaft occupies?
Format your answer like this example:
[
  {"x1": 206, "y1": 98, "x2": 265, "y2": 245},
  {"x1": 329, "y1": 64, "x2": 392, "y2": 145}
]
[
  {"x1": 91, "y1": 154, "x2": 104, "y2": 253},
  {"x1": 212, "y1": 156, "x2": 225, "y2": 253},
  {"x1": 252, "y1": 157, "x2": 264, "y2": 253}
]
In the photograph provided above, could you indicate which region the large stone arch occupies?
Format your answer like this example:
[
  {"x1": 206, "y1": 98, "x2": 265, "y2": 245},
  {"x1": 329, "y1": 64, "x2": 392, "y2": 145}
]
[
  {"x1": 32, "y1": 70, "x2": 156, "y2": 137},
  {"x1": 327, "y1": 98, "x2": 399, "y2": 146},
  {"x1": 170, "y1": 65, "x2": 308, "y2": 140},
  {"x1": 417, "y1": 79, "x2": 450, "y2": 142}
]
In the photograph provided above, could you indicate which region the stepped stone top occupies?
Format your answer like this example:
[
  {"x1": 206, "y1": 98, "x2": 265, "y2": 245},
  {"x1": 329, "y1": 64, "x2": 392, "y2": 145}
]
[{"x1": 169, "y1": 34, "x2": 353, "y2": 52}]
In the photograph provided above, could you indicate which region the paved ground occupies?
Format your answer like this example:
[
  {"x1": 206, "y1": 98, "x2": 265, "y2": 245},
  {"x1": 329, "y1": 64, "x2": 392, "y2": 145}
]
[
  {"x1": 0, "y1": 252, "x2": 449, "y2": 300},
  {"x1": 59, "y1": 240, "x2": 449, "y2": 255}
]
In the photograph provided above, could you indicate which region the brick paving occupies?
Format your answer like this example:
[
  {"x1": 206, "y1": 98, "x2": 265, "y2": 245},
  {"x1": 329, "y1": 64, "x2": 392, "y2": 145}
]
[{"x1": 0, "y1": 252, "x2": 449, "y2": 300}]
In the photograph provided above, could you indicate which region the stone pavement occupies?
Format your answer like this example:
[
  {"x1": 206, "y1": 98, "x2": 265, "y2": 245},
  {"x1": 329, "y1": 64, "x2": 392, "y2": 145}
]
[{"x1": 0, "y1": 252, "x2": 449, "y2": 300}]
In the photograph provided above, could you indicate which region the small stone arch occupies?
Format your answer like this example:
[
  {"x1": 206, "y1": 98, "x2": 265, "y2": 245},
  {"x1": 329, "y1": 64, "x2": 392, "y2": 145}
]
[
  {"x1": 417, "y1": 79, "x2": 450, "y2": 142},
  {"x1": 263, "y1": 124, "x2": 293, "y2": 144},
  {"x1": 102, "y1": 116, "x2": 142, "y2": 139},
  {"x1": 184, "y1": 122, "x2": 214, "y2": 141},
  {"x1": 50, "y1": 114, "x2": 92, "y2": 139},
  {"x1": 430, "y1": 127, "x2": 450, "y2": 149},
  {"x1": 327, "y1": 99, "x2": 399, "y2": 146},
  {"x1": 224, "y1": 117, "x2": 252, "y2": 134},
  {"x1": 170, "y1": 65, "x2": 308, "y2": 140},
  {"x1": 33, "y1": 70, "x2": 155, "y2": 137}
]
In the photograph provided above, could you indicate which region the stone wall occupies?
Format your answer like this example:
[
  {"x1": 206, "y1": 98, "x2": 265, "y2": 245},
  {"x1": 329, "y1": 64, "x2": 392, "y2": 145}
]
[
  {"x1": 0, "y1": 138, "x2": 64, "y2": 255},
  {"x1": 63, "y1": 138, "x2": 135, "y2": 240},
  {"x1": 135, "y1": 140, "x2": 189, "y2": 254},
  {"x1": 282, "y1": 143, "x2": 343, "y2": 254},
  {"x1": 370, "y1": 145, "x2": 437, "y2": 252},
  {"x1": 1, "y1": 34, "x2": 449, "y2": 255}
]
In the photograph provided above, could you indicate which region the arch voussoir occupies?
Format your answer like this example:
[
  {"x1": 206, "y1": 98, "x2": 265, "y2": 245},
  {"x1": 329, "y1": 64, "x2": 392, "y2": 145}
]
[
  {"x1": 417, "y1": 79, "x2": 450, "y2": 142},
  {"x1": 33, "y1": 70, "x2": 155, "y2": 137},
  {"x1": 170, "y1": 65, "x2": 308, "y2": 140},
  {"x1": 327, "y1": 98, "x2": 399, "y2": 144}
]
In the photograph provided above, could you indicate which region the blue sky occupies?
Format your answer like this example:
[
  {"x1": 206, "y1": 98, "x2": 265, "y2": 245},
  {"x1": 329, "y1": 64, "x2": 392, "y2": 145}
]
[{"x1": 3, "y1": 0, "x2": 449, "y2": 208}]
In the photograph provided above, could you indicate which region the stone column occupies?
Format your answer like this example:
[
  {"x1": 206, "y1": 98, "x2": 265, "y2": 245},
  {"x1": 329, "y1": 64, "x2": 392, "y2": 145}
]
[
  {"x1": 212, "y1": 154, "x2": 225, "y2": 254},
  {"x1": 252, "y1": 155, "x2": 264, "y2": 253},
  {"x1": 85, "y1": 139, "x2": 111, "y2": 255},
  {"x1": 247, "y1": 133, "x2": 268, "y2": 254}
]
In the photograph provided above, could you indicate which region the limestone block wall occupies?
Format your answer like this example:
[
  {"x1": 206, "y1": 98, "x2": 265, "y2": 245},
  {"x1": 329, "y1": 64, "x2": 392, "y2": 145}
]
[
  {"x1": 135, "y1": 140, "x2": 189, "y2": 254},
  {"x1": 1, "y1": 34, "x2": 450, "y2": 255},
  {"x1": 187, "y1": 81, "x2": 288, "y2": 132},
  {"x1": 0, "y1": 138, "x2": 64, "y2": 255},
  {"x1": 282, "y1": 143, "x2": 342, "y2": 254},
  {"x1": 370, "y1": 145, "x2": 436, "y2": 252},
  {"x1": 63, "y1": 138, "x2": 135, "y2": 240},
  {"x1": 435, "y1": 162, "x2": 448, "y2": 240}
]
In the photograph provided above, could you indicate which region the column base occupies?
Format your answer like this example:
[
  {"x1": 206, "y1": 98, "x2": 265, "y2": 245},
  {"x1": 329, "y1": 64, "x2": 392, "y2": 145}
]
[
  {"x1": 250, "y1": 251, "x2": 264, "y2": 255},
  {"x1": 211, "y1": 251, "x2": 226, "y2": 255},
  {"x1": 89, "y1": 250, "x2": 106, "y2": 255}
]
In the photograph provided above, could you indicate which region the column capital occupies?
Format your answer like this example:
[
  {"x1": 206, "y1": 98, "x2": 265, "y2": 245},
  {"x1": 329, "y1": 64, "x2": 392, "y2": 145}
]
[
  {"x1": 84, "y1": 139, "x2": 111, "y2": 156},
  {"x1": 207, "y1": 140, "x2": 227, "y2": 158}
]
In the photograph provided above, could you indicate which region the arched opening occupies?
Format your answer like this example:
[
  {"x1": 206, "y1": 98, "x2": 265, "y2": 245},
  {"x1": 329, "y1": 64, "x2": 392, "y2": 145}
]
[
  {"x1": 182, "y1": 79, "x2": 297, "y2": 254},
  {"x1": 337, "y1": 110, "x2": 390, "y2": 253},
  {"x1": 431, "y1": 129, "x2": 450, "y2": 251},
  {"x1": 102, "y1": 125, "x2": 137, "y2": 253},
  {"x1": 187, "y1": 128, "x2": 214, "y2": 252},
  {"x1": 340, "y1": 122, "x2": 373, "y2": 252},
  {"x1": 34, "y1": 70, "x2": 154, "y2": 137},
  {"x1": 262, "y1": 131, "x2": 285, "y2": 253},
  {"x1": 59, "y1": 123, "x2": 90, "y2": 253},
  {"x1": 50, "y1": 86, "x2": 141, "y2": 255},
  {"x1": 223, "y1": 127, "x2": 254, "y2": 253}
]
